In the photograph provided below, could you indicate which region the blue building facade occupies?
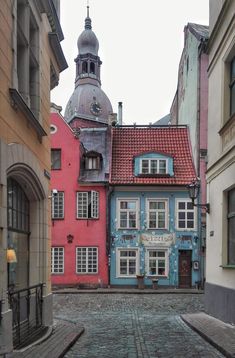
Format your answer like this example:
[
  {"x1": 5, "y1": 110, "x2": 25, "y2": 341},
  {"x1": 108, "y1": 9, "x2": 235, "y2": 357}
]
[
  {"x1": 110, "y1": 188, "x2": 200, "y2": 288},
  {"x1": 109, "y1": 126, "x2": 200, "y2": 288}
]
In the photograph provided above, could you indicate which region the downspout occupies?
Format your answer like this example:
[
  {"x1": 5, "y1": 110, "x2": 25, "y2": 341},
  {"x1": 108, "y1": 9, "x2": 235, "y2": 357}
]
[
  {"x1": 106, "y1": 184, "x2": 114, "y2": 287},
  {"x1": 106, "y1": 124, "x2": 114, "y2": 287},
  {"x1": 197, "y1": 39, "x2": 206, "y2": 287}
]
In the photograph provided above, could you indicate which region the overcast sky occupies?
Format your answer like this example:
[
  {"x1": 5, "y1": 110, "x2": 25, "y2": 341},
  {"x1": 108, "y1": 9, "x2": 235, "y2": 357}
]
[{"x1": 51, "y1": 0, "x2": 209, "y2": 125}]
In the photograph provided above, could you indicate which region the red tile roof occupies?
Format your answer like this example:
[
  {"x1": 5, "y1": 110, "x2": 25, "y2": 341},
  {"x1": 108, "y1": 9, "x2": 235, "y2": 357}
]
[{"x1": 110, "y1": 126, "x2": 196, "y2": 185}]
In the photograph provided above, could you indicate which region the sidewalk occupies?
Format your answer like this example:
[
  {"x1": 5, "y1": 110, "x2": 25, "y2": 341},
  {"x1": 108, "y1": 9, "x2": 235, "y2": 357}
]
[
  {"x1": 7, "y1": 320, "x2": 84, "y2": 358},
  {"x1": 181, "y1": 312, "x2": 235, "y2": 358},
  {"x1": 52, "y1": 287, "x2": 204, "y2": 294}
]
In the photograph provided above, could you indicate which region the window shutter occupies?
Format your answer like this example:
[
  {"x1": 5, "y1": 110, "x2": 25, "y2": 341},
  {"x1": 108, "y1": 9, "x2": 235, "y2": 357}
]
[{"x1": 91, "y1": 191, "x2": 99, "y2": 218}]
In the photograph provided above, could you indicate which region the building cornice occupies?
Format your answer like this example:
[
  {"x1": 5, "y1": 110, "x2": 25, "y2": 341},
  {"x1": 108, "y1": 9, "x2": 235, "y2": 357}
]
[
  {"x1": 9, "y1": 88, "x2": 47, "y2": 141},
  {"x1": 38, "y1": 0, "x2": 64, "y2": 41},
  {"x1": 48, "y1": 32, "x2": 68, "y2": 72}
]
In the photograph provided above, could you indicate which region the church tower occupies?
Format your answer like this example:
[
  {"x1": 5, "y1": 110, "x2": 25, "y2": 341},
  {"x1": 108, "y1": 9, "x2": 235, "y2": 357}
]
[{"x1": 64, "y1": 6, "x2": 113, "y2": 126}]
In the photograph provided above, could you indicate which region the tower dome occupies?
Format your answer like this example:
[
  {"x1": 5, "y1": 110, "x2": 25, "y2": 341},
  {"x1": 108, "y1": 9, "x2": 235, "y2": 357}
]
[
  {"x1": 77, "y1": 13, "x2": 99, "y2": 56},
  {"x1": 64, "y1": 6, "x2": 113, "y2": 124}
]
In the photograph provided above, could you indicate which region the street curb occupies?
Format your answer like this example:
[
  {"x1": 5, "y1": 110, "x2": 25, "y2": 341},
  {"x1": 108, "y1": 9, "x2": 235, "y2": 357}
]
[
  {"x1": 181, "y1": 315, "x2": 232, "y2": 358},
  {"x1": 58, "y1": 326, "x2": 85, "y2": 358},
  {"x1": 53, "y1": 289, "x2": 204, "y2": 295}
]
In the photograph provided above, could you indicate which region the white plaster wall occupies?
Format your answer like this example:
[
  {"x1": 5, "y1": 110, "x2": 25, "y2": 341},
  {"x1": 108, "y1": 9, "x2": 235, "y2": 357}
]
[{"x1": 206, "y1": 160, "x2": 235, "y2": 289}]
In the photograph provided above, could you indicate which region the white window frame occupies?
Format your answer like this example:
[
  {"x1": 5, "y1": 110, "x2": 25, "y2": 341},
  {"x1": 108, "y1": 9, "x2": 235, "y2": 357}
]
[
  {"x1": 76, "y1": 247, "x2": 98, "y2": 274},
  {"x1": 175, "y1": 199, "x2": 196, "y2": 230},
  {"x1": 146, "y1": 248, "x2": 168, "y2": 277},
  {"x1": 52, "y1": 191, "x2": 64, "y2": 219},
  {"x1": 146, "y1": 198, "x2": 168, "y2": 229},
  {"x1": 116, "y1": 248, "x2": 139, "y2": 277},
  {"x1": 140, "y1": 158, "x2": 168, "y2": 175},
  {"x1": 77, "y1": 191, "x2": 99, "y2": 219},
  {"x1": 51, "y1": 247, "x2": 64, "y2": 274},
  {"x1": 117, "y1": 198, "x2": 139, "y2": 229}
]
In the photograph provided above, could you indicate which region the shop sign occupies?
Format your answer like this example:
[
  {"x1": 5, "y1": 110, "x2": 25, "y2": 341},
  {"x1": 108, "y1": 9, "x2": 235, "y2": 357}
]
[{"x1": 141, "y1": 233, "x2": 175, "y2": 246}]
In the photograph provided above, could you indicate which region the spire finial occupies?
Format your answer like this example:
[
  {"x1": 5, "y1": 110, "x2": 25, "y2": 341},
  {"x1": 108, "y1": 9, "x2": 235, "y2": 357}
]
[
  {"x1": 85, "y1": 0, "x2": 92, "y2": 29},
  {"x1": 87, "y1": 0, "x2": 89, "y2": 17}
]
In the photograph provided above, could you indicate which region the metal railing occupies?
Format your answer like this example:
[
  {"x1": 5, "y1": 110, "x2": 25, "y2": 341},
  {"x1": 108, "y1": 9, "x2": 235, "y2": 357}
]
[{"x1": 8, "y1": 283, "x2": 44, "y2": 349}]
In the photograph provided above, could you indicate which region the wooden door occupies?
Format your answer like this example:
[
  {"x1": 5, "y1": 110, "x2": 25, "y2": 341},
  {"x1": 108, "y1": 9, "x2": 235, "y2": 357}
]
[{"x1": 178, "y1": 250, "x2": 192, "y2": 288}]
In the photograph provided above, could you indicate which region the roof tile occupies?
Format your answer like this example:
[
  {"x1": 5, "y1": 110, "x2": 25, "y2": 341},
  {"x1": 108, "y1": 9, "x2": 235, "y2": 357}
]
[{"x1": 110, "y1": 127, "x2": 196, "y2": 185}]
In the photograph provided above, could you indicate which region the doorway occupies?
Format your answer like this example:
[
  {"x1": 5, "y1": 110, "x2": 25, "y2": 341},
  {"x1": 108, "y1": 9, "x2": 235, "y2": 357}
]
[{"x1": 178, "y1": 250, "x2": 192, "y2": 288}]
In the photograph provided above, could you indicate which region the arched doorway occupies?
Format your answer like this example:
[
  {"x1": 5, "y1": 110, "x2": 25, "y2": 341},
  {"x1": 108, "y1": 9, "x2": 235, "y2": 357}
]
[
  {"x1": 7, "y1": 178, "x2": 30, "y2": 291},
  {"x1": 6, "y1": 166, "x2": 47, "y2": 349}
]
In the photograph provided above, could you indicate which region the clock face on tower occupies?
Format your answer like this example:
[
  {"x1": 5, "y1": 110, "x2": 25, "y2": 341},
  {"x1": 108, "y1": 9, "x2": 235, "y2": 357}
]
[{"x1": 90, "y1": 101, "x2": 102, "y2": 116}]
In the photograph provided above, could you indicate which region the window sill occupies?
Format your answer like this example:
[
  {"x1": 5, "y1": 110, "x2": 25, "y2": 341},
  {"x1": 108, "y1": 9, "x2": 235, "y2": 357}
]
[
  {"x1": 218, "y1": 112, "x2": 235, "y2": 135},
  {"x1": 9, "y1": 88, "x2": 47, "y2": 141},
  {"x1": 76, "y1": 218, "x2": 99, "y2": 220},
  {"x1": 147, "y1": 228, "x2": 168, "y2": 231},
  {"x1": 220, "y1": 265, "x2": 235, "y2": 269},
  {"x1": 137, "y1": 174, "x2": 171, "y2": 178},
  {"x1": 118, "y1": 228, "x2": 138, "y2": 230}
]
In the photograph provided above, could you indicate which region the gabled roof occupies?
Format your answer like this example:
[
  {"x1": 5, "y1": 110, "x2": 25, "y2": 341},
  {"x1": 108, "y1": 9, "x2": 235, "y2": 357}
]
[
  {"x1": 110, "y1": 126, "x2": 196, "y2": 186},
  {"x1": 187, "y1": 23, "x2": 209, "y2": 41}
]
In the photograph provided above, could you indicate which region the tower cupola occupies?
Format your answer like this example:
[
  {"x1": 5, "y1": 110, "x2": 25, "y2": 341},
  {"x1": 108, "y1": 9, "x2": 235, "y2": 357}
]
[{"x1": 64, "y1": 6, "x2": 113, "y2": 124}]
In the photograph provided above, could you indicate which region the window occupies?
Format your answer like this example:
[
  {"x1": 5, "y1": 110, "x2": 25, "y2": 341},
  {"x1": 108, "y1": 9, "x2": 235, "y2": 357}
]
[
  {"x1": 147, "y1": 199, "x2": 168, "y2": 229},
  {"x1": 51, "y1": 247, "x2": 64, "y2": 274},
  {"x1": 76, "y1": 247, "x2": 98, "y2": 274},
  {"x1": 85, "y1": 155, "x2": 100, "y2": 170},
  {"x1": 51, "y1": 149, "x2": 61, "y2": 169},
  {"x1": 117, "y1": 199, "x2": 139, "y2": 229},
  {"x1": 228, "y1": 188, "x2": 235, "y2": 265},
  {"x1": 52, "y1": 192, "x2": 64, "y2": 219},
  {"x1": 77, "y1": 191, "x2": 99, "y2": 219},
  {"x1": 147, "y1": 249, "x2": 167, "y2": 276},
  {"x1": 117, "y1": 249, "x2": 138, "y2": 277},
  {"x1": 7, "y1": 178, "x2": 29, "y2": 232},
  {"x1": 141, "y1": 159, "x2": 167, "y2": 175},
  {"x1": 230, "y1": 57, "x2": 235, "y2": 116},
  {"x1": 82, "y1": 61, "x2": 88, "y2": 73},
  {"x1": 17, "y1": 1, "x2": 39, "y2": 118},
  {"x1": 90, "y1": 62, "x2": 95, "y2": 74},
  {"x1": 176, "y1": 200, "x2": 195, "y2": 230}
]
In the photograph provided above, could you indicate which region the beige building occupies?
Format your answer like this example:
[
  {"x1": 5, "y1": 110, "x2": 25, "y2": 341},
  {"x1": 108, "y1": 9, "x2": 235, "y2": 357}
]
[
  {"x1": 0, "y1": 0, "x2": 67, "y2": 353},
  {"x1": 205, "y1": 0, "x2": 235, "y2": 323}
]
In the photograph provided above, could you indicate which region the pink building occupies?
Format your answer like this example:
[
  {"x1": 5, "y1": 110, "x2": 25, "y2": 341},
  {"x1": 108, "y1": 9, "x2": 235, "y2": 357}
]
[
  {"x1": 50, "y1": 105, "x2": 109, "y2": 287},
  {"x1": 50, "y1": 8, "x2": 113, "y2": 287}
]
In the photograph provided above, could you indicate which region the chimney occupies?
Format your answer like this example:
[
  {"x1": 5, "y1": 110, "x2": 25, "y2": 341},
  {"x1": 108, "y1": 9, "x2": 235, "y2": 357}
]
[
  {"x1": 108, "y1": 113, "x2": 117, "y2": 126},
  {"x1": 118, "y1": 102, "x2": 123, "y2": 125}
]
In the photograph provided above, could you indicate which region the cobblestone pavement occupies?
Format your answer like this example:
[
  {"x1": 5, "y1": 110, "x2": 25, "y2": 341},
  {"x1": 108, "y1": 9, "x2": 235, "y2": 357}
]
[{"x1": 53, "y1": 294, "x2": 224, "y2": 358}]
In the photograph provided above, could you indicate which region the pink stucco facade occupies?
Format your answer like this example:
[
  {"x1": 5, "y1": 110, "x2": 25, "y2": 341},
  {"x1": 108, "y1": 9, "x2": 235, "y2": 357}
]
[{"x1": 50, "y1": 111, "x2": 108, "y2": 287}]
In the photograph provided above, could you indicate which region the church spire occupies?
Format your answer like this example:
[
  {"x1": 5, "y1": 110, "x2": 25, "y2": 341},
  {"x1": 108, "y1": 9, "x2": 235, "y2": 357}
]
[{"x1": 85, "y1": 3, "x2": 91, "y2": 29}]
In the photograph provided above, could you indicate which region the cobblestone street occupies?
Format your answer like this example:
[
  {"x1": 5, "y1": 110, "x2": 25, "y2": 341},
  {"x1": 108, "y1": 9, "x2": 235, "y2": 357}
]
[{"x1": 53, "y1": 293, "x2": 224, "y2": 358}]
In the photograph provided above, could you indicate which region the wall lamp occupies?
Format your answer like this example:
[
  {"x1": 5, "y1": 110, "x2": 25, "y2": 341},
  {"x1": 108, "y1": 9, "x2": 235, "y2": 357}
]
[{"x1": 187, "y1": 180, "x2": 210, "y2": 214}]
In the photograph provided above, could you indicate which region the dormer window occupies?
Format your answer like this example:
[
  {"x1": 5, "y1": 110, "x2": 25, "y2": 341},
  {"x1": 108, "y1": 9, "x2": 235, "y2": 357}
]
[
  {"x1": 141, "y1": 159, "x2": 167, "y2": 175},
  {"x1": 84, "y1": 151, "x2": 102, "y2": 170},
  {"x1": 134, "y1": 152, "x2": 174, "y2": 177}
]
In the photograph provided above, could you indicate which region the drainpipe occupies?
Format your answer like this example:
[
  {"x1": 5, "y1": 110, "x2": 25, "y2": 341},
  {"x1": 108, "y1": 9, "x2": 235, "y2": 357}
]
[
  {"x1": 197, "y1": 39, "x2": 207, "y2": 288},
  {"x1": 118, "y1": 102, "x2": 123, "y2": 125},
  {"x1": 106, "y1": 184, "x2": 114, "y2": 287}
]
